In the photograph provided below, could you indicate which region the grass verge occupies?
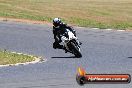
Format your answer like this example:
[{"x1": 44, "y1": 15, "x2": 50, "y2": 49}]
[
  {"x1": 0, "y1": 49, "x2": 35, "y2": 65},
  {"x1": 0, "y1": 0, "x2": 132, "y2": 30}
]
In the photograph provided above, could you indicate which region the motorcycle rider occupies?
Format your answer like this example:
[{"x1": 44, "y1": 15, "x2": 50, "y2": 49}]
[{"x1": 52, "y1": 18, "x2": 77, "y2": 52}]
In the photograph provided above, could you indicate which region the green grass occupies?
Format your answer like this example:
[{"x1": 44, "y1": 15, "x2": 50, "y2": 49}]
[
  {"x1": 0, "y1": 49, "x2": 35, "y2": 65},
  {"x1": 0, "y1": 0, "x2": 132, "y2": 29}
]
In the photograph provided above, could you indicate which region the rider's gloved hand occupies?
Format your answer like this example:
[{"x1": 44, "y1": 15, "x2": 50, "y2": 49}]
[{"x1": 63, "y1": 32, "x2": 68, "y2": 38}]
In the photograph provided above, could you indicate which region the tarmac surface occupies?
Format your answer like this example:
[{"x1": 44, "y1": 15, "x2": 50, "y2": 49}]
[{"x1": 0, "y1": 21, "x2": 132, "y2": 88}]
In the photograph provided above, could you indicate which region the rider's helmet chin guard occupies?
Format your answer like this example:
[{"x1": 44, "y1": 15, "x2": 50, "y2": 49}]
[{"x1": 53, "y1": 18, "x2": 61, "y2": 27}]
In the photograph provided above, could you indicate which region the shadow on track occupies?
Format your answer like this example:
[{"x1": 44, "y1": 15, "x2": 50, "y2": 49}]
[{"x1": 51, "y1": 56, "x2": 76, "y2": 58}]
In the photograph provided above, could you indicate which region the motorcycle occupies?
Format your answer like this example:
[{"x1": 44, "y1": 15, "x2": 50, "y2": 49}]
[{"x1": 60, "y1": 29, "x2": 82, "y2": 58}]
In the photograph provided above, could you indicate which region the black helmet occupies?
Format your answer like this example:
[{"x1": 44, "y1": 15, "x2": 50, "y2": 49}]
[{"x1": 53, "y1": 18, "x2": 61, "y2": 27}]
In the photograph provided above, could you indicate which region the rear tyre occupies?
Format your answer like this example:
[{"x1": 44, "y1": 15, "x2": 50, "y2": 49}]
[{"x1": 53, "y1": 42, "x2": 57, "y2": 49}]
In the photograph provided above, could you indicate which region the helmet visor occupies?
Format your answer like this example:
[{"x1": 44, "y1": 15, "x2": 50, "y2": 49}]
[{"x1": 53, "y1": 22, "x2": 59, "y2": 27}]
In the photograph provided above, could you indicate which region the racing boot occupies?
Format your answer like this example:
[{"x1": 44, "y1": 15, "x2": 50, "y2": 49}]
[
  {"x1": 79, "y1": 41, "x2": 82, "y2": 45},
  {"x1": 53, "y1": 42, "x2": 63, "y2": 49}
]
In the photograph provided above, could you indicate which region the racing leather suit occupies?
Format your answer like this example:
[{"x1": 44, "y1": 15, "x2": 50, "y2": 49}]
[{"x1": 53, "y1": 22, "x2": 76, "y2": 49}]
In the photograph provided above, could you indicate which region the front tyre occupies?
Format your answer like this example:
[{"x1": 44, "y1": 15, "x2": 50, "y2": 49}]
[{"x1": 71, "y1": 42, "x2": 82, "y2": 58}]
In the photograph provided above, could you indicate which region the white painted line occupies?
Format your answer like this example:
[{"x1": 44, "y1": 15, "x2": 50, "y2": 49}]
[
  {"x1": 106, "y1": 29, "x2": 113, "y2": 30},
  {"x1": 117, "y1": 30, "x2": 125, "y2": 31},
  {"x1": 77, "y1": 27, "x2": 85, "y2": 29},
  {"x1": 0, "y1": 52, "x2": 45, "y2": 67}
]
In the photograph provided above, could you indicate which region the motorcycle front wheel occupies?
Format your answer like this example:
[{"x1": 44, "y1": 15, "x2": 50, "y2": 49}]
[{"x1": 70, "y1": 42, "x2": 82, "y2": 58}]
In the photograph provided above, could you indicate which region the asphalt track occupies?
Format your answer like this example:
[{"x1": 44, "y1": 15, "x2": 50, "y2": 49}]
[{"x1": 0, "y1": 21, "x2": 132, "y2": 88}]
